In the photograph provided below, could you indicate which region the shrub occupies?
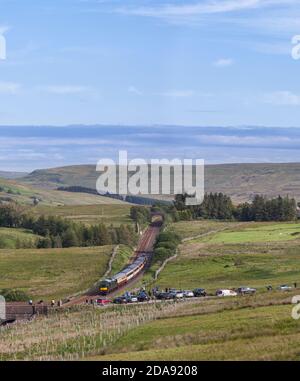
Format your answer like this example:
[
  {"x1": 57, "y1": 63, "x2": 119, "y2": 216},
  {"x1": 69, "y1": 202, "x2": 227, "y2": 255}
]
[{"x1": 0, "y1": 289, "x2": 31, "y2": 302}]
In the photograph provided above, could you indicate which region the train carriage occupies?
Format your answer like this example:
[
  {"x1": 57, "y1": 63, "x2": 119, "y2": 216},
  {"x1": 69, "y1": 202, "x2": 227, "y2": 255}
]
[{"x1": 99, "y1": 254, "x2": 148, "y2": 295}]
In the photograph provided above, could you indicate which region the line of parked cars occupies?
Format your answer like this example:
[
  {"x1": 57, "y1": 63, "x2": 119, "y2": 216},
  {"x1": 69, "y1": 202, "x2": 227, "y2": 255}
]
[
  {"x1": 113, "y1": 291, "x2": 150, "y2": 304},
  {"x1": 155, "y1": 288, "x2": 207, "y2": 300},
  {"x1": 94, "y1": 283, "x2": 296, "y2": 306},
  {"x1": 215, "y1": 284, "x2": 295, "y2": 296}
]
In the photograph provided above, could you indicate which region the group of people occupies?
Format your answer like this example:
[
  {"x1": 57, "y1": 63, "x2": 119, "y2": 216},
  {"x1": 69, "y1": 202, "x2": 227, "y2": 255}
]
[
  {"x1": 85, "y1": 299, "x2": 96, "y2": 305},
  {"x1": 28, "y1": 299, "x2": 62, "y2": 307}
]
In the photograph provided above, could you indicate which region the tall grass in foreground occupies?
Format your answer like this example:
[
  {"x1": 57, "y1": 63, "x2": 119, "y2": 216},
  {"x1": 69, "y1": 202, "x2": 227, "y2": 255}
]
[{"x1": 0, "y1": 302, "x2": 179, "y2": 360}]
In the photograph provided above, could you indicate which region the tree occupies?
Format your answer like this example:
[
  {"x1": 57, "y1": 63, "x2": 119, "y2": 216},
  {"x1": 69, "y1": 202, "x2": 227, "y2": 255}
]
[
  {"x1": 37, "y1": 236, "x2": 52, "y2": 248},
  {"x1": 52, "y1": 235, "x2": 63, "y2": 248},
  {"x1": 62, "y1": 228, "x2": 79, "y2": 247},
  {"x1": 0, "y1": 203, "x2": 24, "y2": 228}
]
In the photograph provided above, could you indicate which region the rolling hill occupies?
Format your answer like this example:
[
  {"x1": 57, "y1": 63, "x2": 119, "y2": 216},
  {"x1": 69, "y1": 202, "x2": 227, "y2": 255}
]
[
  {"x1": 0, "y1": 177, "x2": 128, "y2": 206},
  {"x1": 22, "y1": 162, "x2": 300, "y2": 203}
]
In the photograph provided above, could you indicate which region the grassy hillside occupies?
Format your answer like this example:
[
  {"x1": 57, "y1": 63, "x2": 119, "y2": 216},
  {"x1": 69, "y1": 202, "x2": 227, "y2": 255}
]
[
  {"x1": 1, "y1": 292, "x2": 299, "y2": 360},
  {"x1": 152, "y1": 221, "x2": 300, "y2": 292},
  {"x1": 97, "y1": 294, "x2": 300, "y2": 361},
  {"x1": 23, "y1": 165, "x2": 99, "y2": 189},
  {"x1": 0, "y1": 245, "x2": 115, "y2": 300},
  {"x1": 0, "y1": 177, "x2": 130, "y2": 206},
  {"x1": 108, "y1": 245, "x2": 133, "y2": 276},
  {"x1": 32, "y1": 204, "x2": 132, "y2": 226},
  {"x1": 22, "y1": 162, "x2": 300, "y2": 202},
  {"x1": 0, "y1": 228, "x2": 41, "y2": 249},
  {"x1": 198, "y1": 222, "x2": 300, "y2": 244},
  {"x1": 169, "y1": 220, "x2": 241, "y2": 240},
  {"x1": 205, "y1": 162, "x2": 300, "y2": 202}
]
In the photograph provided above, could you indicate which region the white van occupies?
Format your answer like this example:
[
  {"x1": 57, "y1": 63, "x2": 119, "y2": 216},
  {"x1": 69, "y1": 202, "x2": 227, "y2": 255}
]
[{"x1": 216, "y1": 289, "x2": 238, "y2": 297}]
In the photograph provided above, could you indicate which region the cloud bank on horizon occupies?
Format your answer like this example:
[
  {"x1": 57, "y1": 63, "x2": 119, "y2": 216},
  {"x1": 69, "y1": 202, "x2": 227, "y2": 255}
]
[{"x1": 1, "y1": 125, "x2": 300, "y2": 172}]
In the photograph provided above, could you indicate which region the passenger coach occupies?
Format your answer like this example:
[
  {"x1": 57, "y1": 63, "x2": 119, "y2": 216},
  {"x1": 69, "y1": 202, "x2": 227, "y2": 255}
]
[{"x1": 99, "y1": 254, "x2": 147, "y2": 295}]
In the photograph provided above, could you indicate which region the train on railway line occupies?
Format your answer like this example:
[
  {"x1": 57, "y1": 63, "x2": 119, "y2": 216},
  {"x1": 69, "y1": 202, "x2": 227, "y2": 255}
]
[{"x1": 99, "y1": 254, "x2": 148, "y2": 295}]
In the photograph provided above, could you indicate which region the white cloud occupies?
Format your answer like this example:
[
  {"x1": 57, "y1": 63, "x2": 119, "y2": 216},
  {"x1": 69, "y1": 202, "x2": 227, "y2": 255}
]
[
  {"x1": 117, "y1": 0, "x2": 296, "y2": 18},
  {"x1": 0, "y1": 82, "x2": 21, "y2": 94},
  {"x1": 128, "y1": 86, "x2": 142, "y2": 95},
  {"x1": 118, "y1": 1, "x2": 258, "y2": 17},
  {"x1": 42, "y1": 85, "x2": 89, "y2": 95},
  {"x1": 213, "y1": 58, "x2": 234, "y2": 67},
  {"x1": 116, "y1": 0, "x2": 300, "y2": 36},
  {"x1": 196, "y1": 134, "x2": 294, "y2": 146},
  {"x1": 263, "y1": 91, "x2": 300, "y2": 106}
]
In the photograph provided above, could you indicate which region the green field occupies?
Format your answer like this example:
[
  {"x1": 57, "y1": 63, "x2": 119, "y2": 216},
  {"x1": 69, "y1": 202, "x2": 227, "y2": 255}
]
[
  {"x1": 199, "y1": 222, "x2": 300, "y2": 244},
  {"x1": 169, "y1": 220, "x2": 239, "y2": 240},
  {"x1": 0, "y1": 245, "x2": 117, "y2": 300},
  {"x1": 152, "y1": 243, "x2": 300, "y2": 292},
  {"x1": 150, "y1": 221, "x2": 300, "y2": 292},
  {"x1": 1, "y1": 291, "x2": 299, "y2": 360},
  {"x1": 0, "y1": 228, "x2": 41, "y2": 249},
  {"x1": 33, "y1": 204, "x2": 133, "y2": 226},
  {"x1": 108, "y1": 245, "x2": 133, "y2": 276},
  {"x1": 97, "y1": 295, "x2": 300, "y2": 360}
]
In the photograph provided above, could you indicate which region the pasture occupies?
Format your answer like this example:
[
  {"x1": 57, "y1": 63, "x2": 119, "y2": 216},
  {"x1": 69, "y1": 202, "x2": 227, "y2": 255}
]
[
  {"x1": 33, "y1": 204, "x2": 133, "y2": 226},
  {"x1": 169, "y1": 220, "x2": 240, "y2": 240},
  {"x1": 0, "y1": 228, "x2": 41, "y2": 249},
  {"x1": 199, "y1": 222, "x2": 300, "y2": 244},
  {"x1": 152, "y1": 221, "x2": 300, "y2": 292},
  {"x1": 97, "y1": 294, "x2": 300, "y2": 361},
  {"x1": 0, "y1": 245, "x2": 116, "y2": 300}
]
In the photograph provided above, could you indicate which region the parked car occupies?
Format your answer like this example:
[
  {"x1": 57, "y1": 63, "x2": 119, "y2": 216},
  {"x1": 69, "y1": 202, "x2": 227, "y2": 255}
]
[
  {"x1": 156, "y1": 292, "x2": 174, "y2": 300},
  {"x1": 193, "y1": 288, "x2": 207, "y2": 297},
  {"x1": 237, "y1": 287, "x2": 256, "y2": 295},
  {"x1": 137, "y1": 292, "x2": 150, "y2": 302},
  {"x1": 169, "y1": 291, "x2": 184, "y2": 299},
  {"x1": 113, "y1": 296, "x2": 128, "y2": 304},
  {"x1": 183, "y1": 290, "x2": 194, "y2": 298},
  {"x1": 126, "y1": 294, "x2": 138, "y2": 303},
  {"x1": 278, "y1": 285, "x2": 292, "y2": 291},
  {"x1": 95, "y1": 298, "x2": 111, "y2": 306},
  {"x1": 216, "y1": 289, "x2": 238, "y2": 297}
]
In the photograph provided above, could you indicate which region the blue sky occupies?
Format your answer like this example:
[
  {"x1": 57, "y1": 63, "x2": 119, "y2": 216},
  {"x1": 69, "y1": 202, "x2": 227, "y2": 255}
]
[{"x1": 1, "y1": 1, "x2": 300, "y2": 170}]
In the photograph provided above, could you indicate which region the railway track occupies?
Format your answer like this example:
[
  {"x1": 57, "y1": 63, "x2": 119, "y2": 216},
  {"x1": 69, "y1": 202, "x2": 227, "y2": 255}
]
[
  {"x1": 62, "y1": 219, "x2": 162, "y2": 307},
  {"x1": 2, "y1": 218, "x2": 162, "y2": 319}
]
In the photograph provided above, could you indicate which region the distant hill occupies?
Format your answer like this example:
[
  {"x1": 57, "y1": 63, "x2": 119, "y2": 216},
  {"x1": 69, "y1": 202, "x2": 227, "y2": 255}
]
[
  {"x1": 0, "y1": 177, "x2": 128, "y2": 206},
  {"x1": 23, "y1": 165, "x2": 97, "y2": 189},
  {"x1": 22, "y1": 162, "x2": 300, "y2": 203},
  {"x1": 204, "y1": 162, "x2": 300, "y2": 203},
  {"x1": 0, "y1": 171, "x2": 27, "y2": 179}
]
